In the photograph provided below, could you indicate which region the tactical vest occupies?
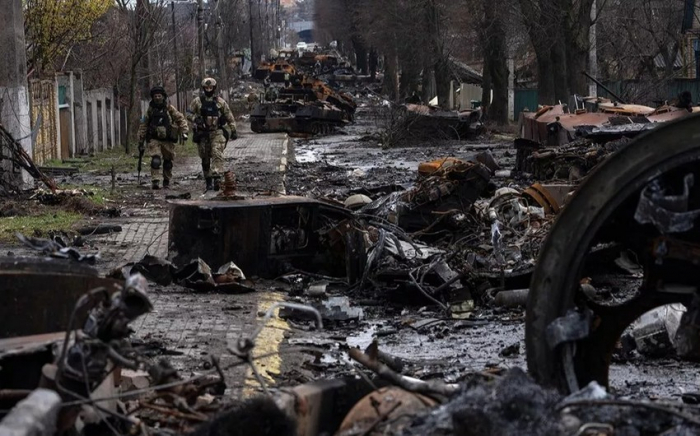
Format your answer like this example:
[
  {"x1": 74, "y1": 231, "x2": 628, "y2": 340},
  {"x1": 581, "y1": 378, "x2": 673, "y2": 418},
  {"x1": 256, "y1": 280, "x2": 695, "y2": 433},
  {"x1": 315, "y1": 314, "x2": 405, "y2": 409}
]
[
  {"x1": 148, "y1": 106, "x2": 176, "y2": 142},
  {"x1": 200, "y1": 97, "x2": 223, "y2": 130}
]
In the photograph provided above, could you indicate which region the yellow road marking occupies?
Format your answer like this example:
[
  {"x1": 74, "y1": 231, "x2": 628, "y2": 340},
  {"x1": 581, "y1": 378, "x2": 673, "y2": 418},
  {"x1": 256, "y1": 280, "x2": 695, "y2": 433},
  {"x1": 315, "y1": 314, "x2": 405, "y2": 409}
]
[{"x1": 243, "y1": 291, "x2": 290, "y2": 397}]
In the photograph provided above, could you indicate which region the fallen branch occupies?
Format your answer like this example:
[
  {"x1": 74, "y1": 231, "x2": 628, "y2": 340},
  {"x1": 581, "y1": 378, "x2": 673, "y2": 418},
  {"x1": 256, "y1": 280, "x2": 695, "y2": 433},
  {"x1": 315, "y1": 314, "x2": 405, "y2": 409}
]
[
  {"x1": 348, "y1": 347, "x2": 459, "y2": 398},
  {"x1": 0, "y1": 124, "x2": 57, "y2": 192}
]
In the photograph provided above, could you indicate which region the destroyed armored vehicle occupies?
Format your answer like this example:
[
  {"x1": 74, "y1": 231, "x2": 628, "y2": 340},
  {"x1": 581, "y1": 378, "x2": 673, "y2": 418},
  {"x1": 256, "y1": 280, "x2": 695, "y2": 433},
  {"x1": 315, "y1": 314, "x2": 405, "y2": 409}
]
[
  {"x1": 526, "y1": 113, "x2": 700, "y2": 395},
  {"x1": 254, "y1": 60, "x2": 297, "y2": 82},
  {"x1": 403, "y1": 104, "x2": 484, "y2": 139},
  {"x1": 250, "y1": 98, "x2": 350, "y2": 135},
  {"x1": 518, "y1": 99, "x2": 696, "y2": 148},
  {"x1": 250, "y1": 75, "x2": 357, "y2": 135}
]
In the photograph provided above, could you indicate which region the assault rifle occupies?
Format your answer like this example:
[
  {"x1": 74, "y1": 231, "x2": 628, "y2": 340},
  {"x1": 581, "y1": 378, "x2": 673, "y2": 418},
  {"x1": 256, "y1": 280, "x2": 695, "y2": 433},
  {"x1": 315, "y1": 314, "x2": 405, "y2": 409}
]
[{"x1": 137, "y1": 141, "x2": 146, "y2": 185}]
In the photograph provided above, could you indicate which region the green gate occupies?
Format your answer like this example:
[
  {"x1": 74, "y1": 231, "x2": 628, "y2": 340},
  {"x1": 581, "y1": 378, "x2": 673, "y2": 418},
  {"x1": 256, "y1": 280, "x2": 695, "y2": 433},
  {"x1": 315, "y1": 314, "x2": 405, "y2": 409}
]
[{"x1": 514, "y1": 89, "x2": 538, "y2": 120}]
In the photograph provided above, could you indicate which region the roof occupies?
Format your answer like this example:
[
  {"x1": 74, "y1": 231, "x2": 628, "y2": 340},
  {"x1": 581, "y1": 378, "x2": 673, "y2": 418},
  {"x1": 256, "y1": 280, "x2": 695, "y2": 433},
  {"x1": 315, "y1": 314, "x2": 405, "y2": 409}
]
[{"x1": 448, "y1": 57, "x2": 483, "y2": 84}]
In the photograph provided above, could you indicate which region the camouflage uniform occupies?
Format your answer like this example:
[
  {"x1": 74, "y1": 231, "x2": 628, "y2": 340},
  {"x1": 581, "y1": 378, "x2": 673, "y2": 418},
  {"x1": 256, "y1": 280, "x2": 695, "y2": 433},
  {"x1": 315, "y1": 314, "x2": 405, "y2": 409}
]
[
  {"x1": 188, "y1": 95, "x2": 237, "y2": 180},
  {"x1": 138, "y1": 103, "x2": 188, "y2": 185}
]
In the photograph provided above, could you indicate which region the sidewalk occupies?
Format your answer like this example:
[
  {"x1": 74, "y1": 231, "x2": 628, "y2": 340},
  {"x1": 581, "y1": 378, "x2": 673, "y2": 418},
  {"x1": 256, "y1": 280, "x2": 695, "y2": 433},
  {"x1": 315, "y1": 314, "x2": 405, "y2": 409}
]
[
  {"x1": 92, "y1": 127, "x2": 289, "y2": 271},
  {"x1": 224, "y1": 124, "x2": 288, "y2": 195},
  {"x1": 84, "y1": 127, "x2": 292, "y2": 391}
]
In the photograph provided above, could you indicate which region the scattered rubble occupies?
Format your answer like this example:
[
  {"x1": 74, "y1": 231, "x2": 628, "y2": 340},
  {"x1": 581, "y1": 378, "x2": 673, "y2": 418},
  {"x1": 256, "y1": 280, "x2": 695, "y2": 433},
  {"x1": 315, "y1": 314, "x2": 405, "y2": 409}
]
[{"x1": 5, "y1": 57, "x2": 700, "y2": 436}]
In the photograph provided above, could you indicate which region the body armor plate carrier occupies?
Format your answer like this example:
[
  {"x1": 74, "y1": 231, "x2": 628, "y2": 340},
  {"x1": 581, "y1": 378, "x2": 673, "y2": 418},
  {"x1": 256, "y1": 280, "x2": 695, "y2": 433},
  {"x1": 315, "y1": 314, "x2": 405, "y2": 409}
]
[{"x1": 148, "y1": 106, "x2": 176, "y2": 142}]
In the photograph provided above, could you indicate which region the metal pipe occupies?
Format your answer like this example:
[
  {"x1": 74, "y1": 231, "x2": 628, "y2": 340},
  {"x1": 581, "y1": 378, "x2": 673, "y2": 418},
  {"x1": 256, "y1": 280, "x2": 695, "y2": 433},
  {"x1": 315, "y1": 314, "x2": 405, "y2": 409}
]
[{"x1": 582, "y1": 71, "x2": 625, "y2": 104}]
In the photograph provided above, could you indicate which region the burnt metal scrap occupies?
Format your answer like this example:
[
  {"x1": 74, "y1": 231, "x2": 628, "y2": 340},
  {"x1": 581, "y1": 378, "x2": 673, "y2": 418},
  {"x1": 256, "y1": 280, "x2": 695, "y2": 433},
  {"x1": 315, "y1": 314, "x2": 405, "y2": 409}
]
[
  {"x1": 110, "y1": 255, "x2": 255, "y2": 293},
  {"x1": 16, "y1": 232, "x2": 99, "y2": 264},
  {"x1": 634, "y1": 173, "x2": 700, "y2": 234},
  {"x1": 0, "y1": 263, "x2": 323, "y2": 435},
  {"x1": 169, "y1": 196, "x2": 364, "y2": 283},
  {"x1": 403, "y1": 104, "x2": 484, "y2": 140}
]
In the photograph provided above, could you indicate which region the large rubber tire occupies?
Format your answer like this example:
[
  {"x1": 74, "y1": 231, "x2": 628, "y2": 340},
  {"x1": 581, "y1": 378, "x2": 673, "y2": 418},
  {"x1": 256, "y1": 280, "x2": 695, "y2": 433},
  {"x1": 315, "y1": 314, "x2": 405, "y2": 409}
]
[{"x1": 526, "y1": 112, "x2": 700, "y2": 392}]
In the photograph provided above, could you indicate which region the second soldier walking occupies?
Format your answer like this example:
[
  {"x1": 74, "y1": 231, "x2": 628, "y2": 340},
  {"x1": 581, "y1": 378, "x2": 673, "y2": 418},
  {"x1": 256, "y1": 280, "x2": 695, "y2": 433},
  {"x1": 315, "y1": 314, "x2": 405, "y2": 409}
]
[{"x1": 188, "y1": 77, "x2": 238, "y2": 191}]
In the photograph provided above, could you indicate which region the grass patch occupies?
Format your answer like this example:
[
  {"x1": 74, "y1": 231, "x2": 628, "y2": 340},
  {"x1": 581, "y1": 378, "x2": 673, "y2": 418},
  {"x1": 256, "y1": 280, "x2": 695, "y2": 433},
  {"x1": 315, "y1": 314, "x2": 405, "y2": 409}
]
[
  {"x1": 58, "y1": 185, "x2": 112, "y2": 205},
  {"x1": 80, "y1": 146, "x2": 140, "y2": 174},
  {"x1": 0, "y1": 211, "x2": 82, "y2": 242},
  {"x1": 69, "y1": 138, "x2": 200, "y2": 175},
  {"x1": 44, "y1": 158, "x2": 75, "y2": 168}
]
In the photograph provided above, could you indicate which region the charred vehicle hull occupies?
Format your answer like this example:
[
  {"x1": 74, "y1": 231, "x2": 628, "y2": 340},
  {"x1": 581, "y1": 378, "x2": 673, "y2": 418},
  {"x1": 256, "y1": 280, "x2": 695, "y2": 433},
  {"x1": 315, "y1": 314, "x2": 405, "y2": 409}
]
[
  {"x1": 404, "y1": 104, "x2": 484, "y2": 139},
  {"x1": 250, "y1": 100, "x2": 349, "y2": 135}
]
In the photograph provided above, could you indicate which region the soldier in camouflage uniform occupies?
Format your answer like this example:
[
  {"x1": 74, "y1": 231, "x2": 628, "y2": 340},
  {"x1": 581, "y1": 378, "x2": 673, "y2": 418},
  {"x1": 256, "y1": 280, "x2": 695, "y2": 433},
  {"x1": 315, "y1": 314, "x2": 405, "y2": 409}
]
[
  {"x1": 188, "y1": 77, "x2": 237, "y2": 191},
  {"x1": 138, "y1": 86, "x2": 188, "y2": 189}
]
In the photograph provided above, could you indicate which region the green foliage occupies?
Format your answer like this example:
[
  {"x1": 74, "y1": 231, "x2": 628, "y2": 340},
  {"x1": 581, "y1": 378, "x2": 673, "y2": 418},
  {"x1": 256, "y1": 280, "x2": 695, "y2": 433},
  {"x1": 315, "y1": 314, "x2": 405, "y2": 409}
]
[{"x1": 24, "y1": 0, "x2": 112, "y2": 73}]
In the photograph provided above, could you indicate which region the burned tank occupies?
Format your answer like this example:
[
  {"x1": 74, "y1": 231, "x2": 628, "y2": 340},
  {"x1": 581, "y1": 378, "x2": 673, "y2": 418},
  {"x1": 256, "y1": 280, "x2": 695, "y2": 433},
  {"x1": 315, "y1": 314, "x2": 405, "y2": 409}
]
[
  {"x1": 254, "y1": 60, "x2": 297, "y2": 82},
  {"x1": 250, "y1": 77, "x2": 355, "y2": 135},
  {"x1": 250, "y1": 98, "x2": 350, "y2": 135}
]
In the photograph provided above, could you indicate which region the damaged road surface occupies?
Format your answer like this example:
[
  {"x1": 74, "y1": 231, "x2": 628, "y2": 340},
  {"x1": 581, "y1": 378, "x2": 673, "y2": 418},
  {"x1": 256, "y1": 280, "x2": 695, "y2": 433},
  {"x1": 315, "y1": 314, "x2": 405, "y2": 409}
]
[{"x1": 5, "y1": 92, "x2": 700, "y2": 435}]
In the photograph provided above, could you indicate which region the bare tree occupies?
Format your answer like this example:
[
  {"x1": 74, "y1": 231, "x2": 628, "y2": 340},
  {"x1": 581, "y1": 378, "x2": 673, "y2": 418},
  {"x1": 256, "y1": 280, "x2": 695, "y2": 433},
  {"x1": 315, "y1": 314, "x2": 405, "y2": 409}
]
[
  {"x1": 114, "y1": 0, "x2": 168, "y2": 150},
  {"x1": 599, "y1": 0, "x2": 686, "y2": 81},
  {"x1": 478, "y1": 0, "x2": 509, "y2": 123}
]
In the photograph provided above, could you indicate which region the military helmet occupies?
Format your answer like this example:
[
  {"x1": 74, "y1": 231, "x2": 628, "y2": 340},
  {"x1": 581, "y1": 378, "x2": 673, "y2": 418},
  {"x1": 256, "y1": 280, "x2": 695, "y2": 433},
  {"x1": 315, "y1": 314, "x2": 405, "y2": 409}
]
[
  {"x1": 202, "y1": 78, "x2": 217, "y2": 88},
  {"x1": 150, "y1": 85, "x2": 167, "y2": 98}
]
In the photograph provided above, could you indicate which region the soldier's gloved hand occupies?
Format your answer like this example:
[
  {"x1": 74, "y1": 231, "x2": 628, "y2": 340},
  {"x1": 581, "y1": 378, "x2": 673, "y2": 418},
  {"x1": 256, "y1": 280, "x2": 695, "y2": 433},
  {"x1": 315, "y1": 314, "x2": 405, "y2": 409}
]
[
  {"x1": 182, "y1": 133, "x2": 188, "y2": 141},
  {"x1": 138, "y1": 142, "x2": 145, "y2": 153}
]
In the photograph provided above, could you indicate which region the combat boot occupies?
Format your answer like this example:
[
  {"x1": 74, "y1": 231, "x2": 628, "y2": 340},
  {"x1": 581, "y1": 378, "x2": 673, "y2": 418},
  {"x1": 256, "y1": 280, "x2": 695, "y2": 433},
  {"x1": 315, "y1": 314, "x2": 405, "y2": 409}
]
[
  {"x1": 213, "y1": 177, "x2": 221, "y2": 191},
  {"x1": 162, "y1": 178, "x2": 170, "y2": 189},
  {"x1": 152, "y1": 180, "x2": 160, "y2": 190},
  {"x1": 205, "y1": 177, "x2": 213, "y2": 191}
]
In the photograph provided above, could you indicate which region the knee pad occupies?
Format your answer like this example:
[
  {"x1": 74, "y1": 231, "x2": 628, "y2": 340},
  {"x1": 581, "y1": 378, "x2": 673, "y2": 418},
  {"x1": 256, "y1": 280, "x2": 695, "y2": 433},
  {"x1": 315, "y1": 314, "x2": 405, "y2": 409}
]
[
  {"x1": 151, "y1": 155, "x2": 162, "y2": 169},
  {"x1": 163, "y1": 159, "x2": 173, "y2": 171}
]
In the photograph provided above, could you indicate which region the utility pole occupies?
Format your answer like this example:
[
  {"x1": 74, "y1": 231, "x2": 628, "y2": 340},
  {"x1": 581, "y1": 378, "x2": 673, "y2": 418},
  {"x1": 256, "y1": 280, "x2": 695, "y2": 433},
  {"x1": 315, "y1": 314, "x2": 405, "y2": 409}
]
[
  {"x1": 0, "y1": 0, "x2": 32, "y2": 185},
  {"x1": 249, "y1": 0, "x2": 257, "y2": 66},
  {"x1": 197, "y1": 0, "x2": 205, "y2": 82},
  {"x1": 276, "y1": 0, "x2": 281, "y2": 49},
  {"x1": 171, "y1": 1, "x2": 181, "y2": 111},
  {"x1": 215, "y1": 0, "x2": 227, "y2": 97},
  {"x1": 588, "y1": 0, "x2": 598, "y2": 97}
]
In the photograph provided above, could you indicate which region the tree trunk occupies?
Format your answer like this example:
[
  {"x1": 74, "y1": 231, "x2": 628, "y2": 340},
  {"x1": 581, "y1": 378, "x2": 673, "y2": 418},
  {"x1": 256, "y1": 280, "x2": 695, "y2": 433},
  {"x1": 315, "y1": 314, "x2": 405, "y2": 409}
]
[
  {"x1": 369, "y1": 48, "x2": 378, "y2": 80},
  {"x1": 126, "y1": 61, "x2": 139, "y2": 153},
  {"x1": 399, "y1": 58, "x2": 421, "y2": 99},
  {"x1": 564, "y1": 0, "x2": 593, "y2": 96},
  {"x1": 520, "y1": 0, "x2": 566, "y2": 105},
  {"x1": 383, "y1": 52, "x2": 400, "y2": 101},
  {"x1": 481, "y1": 57, "x2": 492, "y2": 114},
  {"x1": 482, "y1": 0, "x2": 508, "y2": 123},
  {"x1": 422, "y1": 68, "x2": 436, "y2": 104},
  {"x1": 352, "y1": 36, "x2": 368, "y2": 75},
  {"x1": 535, "y1": 49, "x2": 555, "y2": 105},
  {"x1": 551, "y1": 37, "x2": 569, "y2": 103},
  {"x1": 435, "y1": 57, "x2": 451, "y2": 109}
]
